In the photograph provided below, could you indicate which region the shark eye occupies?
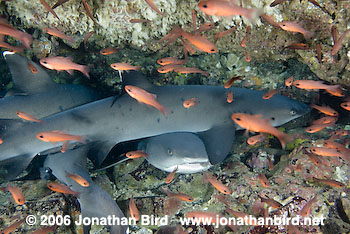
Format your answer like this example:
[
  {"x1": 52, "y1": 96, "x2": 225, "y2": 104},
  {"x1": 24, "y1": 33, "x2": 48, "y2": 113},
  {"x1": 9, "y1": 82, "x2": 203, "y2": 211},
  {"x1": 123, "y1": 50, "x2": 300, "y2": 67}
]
[
  {"x1": 167, "y1": 148, "x2": 173, "y2": 156},
  {"x1": 271, "y1": 117, "x2": 275, "y2": 121},
  {"x1": 290, "y1": 109, "x2": 297, "y2": 115}
]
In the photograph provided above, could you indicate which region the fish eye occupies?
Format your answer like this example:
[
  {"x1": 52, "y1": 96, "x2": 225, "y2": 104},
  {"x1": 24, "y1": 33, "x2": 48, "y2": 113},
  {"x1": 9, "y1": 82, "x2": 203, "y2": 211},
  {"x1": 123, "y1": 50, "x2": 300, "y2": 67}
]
[
  {"x1": 235, "y1": 117, "x2": 241, "y2": 121},
  {"x1": 281, "y1": 24, "x2": 286, "y2": 27},
  {"x1": 39, "y1": 135, "x2": 44, "y2": 138},
  {"x1": 311, "y1": 148, "x2": 316, "y2": 152},
  {"x1": 294, "y1": 83, "x2": 300, "y2": 86},
  {"x1": 211, "y1": 48, "x2": 215, "y2": 52},
  {"x1": 42, "y1": 61, "x2": 47, "y2": 64},
  {"x1": 290, "y1": 109, "x2": 297, "y2": 115},
  {"x1": 203, "y1": 4, "x2": 207, "y2": 8},
  {"x1": 167, "y1": 148, "x2": 173, "y2": 156}
]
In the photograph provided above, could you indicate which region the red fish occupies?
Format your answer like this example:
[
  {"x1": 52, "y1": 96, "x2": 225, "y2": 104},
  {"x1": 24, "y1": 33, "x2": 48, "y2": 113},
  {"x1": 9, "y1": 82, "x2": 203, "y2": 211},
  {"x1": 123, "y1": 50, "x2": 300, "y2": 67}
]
[
  {"x1": 183, "y1": 98, "x2": 199, "y2": 109},
  {"x1": 84, "y1": 30, "x2": 94, "y2": 50},
  {"x1": 27, "y1": 62, "x2": 38, "y2": 74},
  {"x1": 340, "y1": 102, "x2": 350, "y2": 111},
  {"x1": 316, "y1": 43, "x2": 322, "y2": 63},
  {"x1": 298, "y1": 196, "x2": 317, "y2": 217},
  {"x1": 245, "y1": 51, "x2": 251, "y2": 62},
  {"x1": 40, "y1": 0, "x2": 61, "y2": 21},
  {"x1": 260, "y1": 14, "x2": 280, "y2": 28},
  {"x1": 0, "y1": 24, "x2": 33, "y2": 49},
  {"x1": 279, "y1": 21, "x2": 314, "y2": 40},
  {"x1": 270, "y1": 0, "x2": 288, "y2": 7},
  {"x1": 313, "y1": 177, "x2": 345, "y2": 188},
  {"x1": 285, "y1": 43, "x2": 310, "y2": 50},
  {"x1": 309, "y1": 147, "x2": 345, "y2": 158},
  {"x1": 111, "y1": 63, "x2": 141, "y2": 71},
  {"x1": 100, "y1": 47, "x2": 118, "y2": 55},
  {"x1": 125, "y1": 85, "x2": 167, "y2": 116},
  {"x1": 198, "y1": 0, "x2": 262, "y2": 22},
  {"x1": 0, "y1": 217, "x2": 26, "y2": 234},
  {"x1": 66, "y1": 172, "x2": 90, "y2": 187},
  {"x1": 161, "y1": 187, "x2": 194, "y2": 202},
  {"x1": 129, "y1": 196, "x2": 140, "y2": 221},
  {"x1": 259, "y1": 196, "x2": 282, "y2": 208},
  {"x1": 16, "y1": 111, "x2": 42, "y2": 123},
  {"x1": 258, "y1": 173, "x2": 270, "y2": 188},
  {"x1": 144, "y1": 0, "x2": 163, "y2": 16},
  {"x1": 293, "y1": 80, "x2": 343, "y2": 97},
  {"x1": 226, "y1": 91, "x2": 234, "y2": 103},
  {"x1": 43, "y1": 27, "x2": 75, "y2": 43},
  {"x1": 157, "y1": 57, "x2": 186, "y2": 65},
  {"x1": 47, "y1": 182, "x2": 79, "y2": 196},
  {"x1": 305, "y1": 122, "x2": 334, "y2": 133},
  {"x1": 331, "y1": 29, "x2": 350, "y2": 56},
  {"x1": 247, "y1": 133, "x2": 266, "y2": 145},
  {"x1": 214, "y1": 26, "x2": 236, "y2": 43},
  {"x1": 82, "y1": 0, "x2": 100, "y2": 26},
  {"x1": 174, "y1": 66, "x2": 209, "y2": 76},
  {"x1": 310, "y1": 104, "x2": 338, "y2": 117},
  {"x1": 285, "y1": 76, "x2": 293, "y2": 87},
  {"x1": 203, "y1": 172, "x2": 232, "y2": 194},
  {"x1": 40, "y1": 56, "x2": 90, "y2": 78},
  {"x1": 165, "y1": 167, "x2": 178, "y2": 184},
  {"x1": 224, "y1": 76, "x2": 243, "y2": 88},
  {"x1": 262, "y1": 89, "x2": 279, "y2": 99},
  {"x1": 130, "y1": 19, "x2": 151, "y2": 23},
  {"x1": 6, "y1": 184, "x2": 25, "y2": 205},
  {"x1": 36, "y1": 130, "x2": 85, "y2": 143},
  {"x1": 126, "y1": 150, "x2": 148, "y2": 159},
  {"x1": 231, "y1": 113, "x2": 293, "y2": 149},
  {"x1": 312, "y1": 116, "x2": 337, "y2": 125},
  {"x1": 157, "y1": 64, "x2": 182, "y2": 73}
]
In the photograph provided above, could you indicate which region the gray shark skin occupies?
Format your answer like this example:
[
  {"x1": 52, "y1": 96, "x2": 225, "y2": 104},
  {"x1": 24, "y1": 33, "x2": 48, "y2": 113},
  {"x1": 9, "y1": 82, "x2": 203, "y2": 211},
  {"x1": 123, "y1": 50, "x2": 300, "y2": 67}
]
[
  {"x1": 43, "y1": 146, "x2": 128, "y2": 234},
  {"x1": 0, "y1": 52, "x2": 102, "y2": 119},
  {"x1": 0, "y1": 72, "x2": 309, "y2": 180},
  {"x1": 139, "y1": 132, "x2": 211, "y2": 173}
]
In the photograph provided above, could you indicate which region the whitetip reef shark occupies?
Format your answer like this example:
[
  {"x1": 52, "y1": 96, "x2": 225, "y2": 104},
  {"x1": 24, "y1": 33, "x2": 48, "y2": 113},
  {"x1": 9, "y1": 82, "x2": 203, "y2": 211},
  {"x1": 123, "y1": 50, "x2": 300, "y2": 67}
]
[{"x1": 0, "y1": 71, "x2": 309, "y2": 181}]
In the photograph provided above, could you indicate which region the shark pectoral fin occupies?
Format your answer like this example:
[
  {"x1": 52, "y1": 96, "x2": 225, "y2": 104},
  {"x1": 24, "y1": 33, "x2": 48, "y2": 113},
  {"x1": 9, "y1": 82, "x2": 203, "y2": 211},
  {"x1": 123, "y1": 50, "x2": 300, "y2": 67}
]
[
  {"x1": 0, "y1": 154, "x2": 34, "y2": 182},
  {"x1": 198, "y1": 125, "x2": 235, "y2": 165},
  {"x1": 122, "y1": 71, "x2": 153, "y2": 89},
  {"x1": 4, "y1": 88, "x2": 28, "y2": 97},
  {"x1": 87, "y1": 141, "x2": 116, "y2": 166},
  {"x1": 0, "y1": 119, "x2": 24, "y2": 137}
]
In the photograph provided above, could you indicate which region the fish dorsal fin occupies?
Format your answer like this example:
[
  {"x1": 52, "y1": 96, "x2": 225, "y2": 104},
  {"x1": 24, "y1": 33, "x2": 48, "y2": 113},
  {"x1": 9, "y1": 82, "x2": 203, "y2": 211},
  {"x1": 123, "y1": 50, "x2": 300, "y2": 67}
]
[
  {"x1": 3, "y1": 52, "x2": 57, "y2": 95},
  {"x1": 122, "y1": 71, "x2": 153, "y2": 89},
  {"x1": 198, "y1": 124, "x2": 236, "y2": 165}
]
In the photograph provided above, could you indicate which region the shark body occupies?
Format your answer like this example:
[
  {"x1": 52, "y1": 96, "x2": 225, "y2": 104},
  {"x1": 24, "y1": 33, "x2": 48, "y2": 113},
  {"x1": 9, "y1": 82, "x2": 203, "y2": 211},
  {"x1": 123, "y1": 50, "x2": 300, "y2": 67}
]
[{"x1": 0, "y1": 72, "x2": 309, "y2": 180}]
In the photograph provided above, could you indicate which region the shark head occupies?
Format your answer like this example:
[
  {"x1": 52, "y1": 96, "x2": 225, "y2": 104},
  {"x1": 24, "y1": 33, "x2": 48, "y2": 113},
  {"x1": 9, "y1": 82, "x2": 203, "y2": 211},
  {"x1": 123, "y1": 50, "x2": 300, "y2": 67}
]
[{"x1": 140, "y1": 132, "x2": 212, "y2": 174}]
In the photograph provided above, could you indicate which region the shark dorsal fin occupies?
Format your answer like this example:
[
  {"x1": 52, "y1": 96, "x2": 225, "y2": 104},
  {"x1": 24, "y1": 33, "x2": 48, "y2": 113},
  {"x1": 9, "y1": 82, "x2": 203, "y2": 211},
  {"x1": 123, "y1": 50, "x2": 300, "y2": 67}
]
[
  {"x1": 122, "y1": 71, "x2": 153, "y2": 89},
  {"x1": 3, "y1": 52, "x2": 57, "y2": 95}
]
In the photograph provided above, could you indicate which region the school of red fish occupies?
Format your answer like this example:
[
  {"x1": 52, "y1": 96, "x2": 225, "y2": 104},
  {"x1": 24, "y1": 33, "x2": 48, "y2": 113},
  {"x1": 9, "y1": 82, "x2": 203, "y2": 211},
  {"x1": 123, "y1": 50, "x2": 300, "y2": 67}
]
[{"x1": 0, "y1": 0, "x2": 350, "y2": 233}]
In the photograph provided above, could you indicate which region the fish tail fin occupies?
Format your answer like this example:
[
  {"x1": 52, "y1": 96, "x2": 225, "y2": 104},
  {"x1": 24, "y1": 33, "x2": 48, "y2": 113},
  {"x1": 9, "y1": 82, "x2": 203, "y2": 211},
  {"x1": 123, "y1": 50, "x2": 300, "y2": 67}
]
[
  {"x1": 135, "y1": 66, "x2": 141, "y2": 71},
  {"x1": 304, "y1": 31, "x2": 315, "y2": 40},
  {"x1": 247, "y1": 8, "x2": 264, "y2": 24},
  {"x1": 158, "y1": 105, "x2": 168, "y2": 117},
  {"x1": 80, "y1": 65, "x2": 90, "y2": 78},
  {"x1": 20, "y1": 32, "x2": 33, "y2": 49},
  {"x1": 325, "y1": 85, "x2": 343, "y2": 97},
  {"x1": 160, "y1": 187, "x2": 171, "y2": 196},
  {"x1": 277, "y1": 132, "x2": 293, "y2": 149}
]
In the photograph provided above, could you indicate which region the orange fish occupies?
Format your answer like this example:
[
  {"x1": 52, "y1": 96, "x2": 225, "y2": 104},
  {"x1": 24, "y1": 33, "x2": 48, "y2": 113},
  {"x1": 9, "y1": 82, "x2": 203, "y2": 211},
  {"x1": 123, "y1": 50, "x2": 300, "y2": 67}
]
[
  {"x1": 0, "y1": 37, "x2": 25, "y2": 52},
  {"x1": 331, "y1": 29, "x2": 350, "y2": 56},
  {"x1": 84, "y1": 30, "x2": 94, "y2": 50},
  {"x1": 305, "y1": 122, "x2": 334, "y2": 133},
  {"x1": 194, "y1": 23, "x2": 216, "y2": 33},
  {"x1": 36, "y1": 130, "x2": 85, "y2": 143},
  {"x1": 125, "y1": 150, "x2": 148, "y2": 159},
  {"x1": 231, "y1": 113, "x2": 293, "y2": 149},
  {"x1": 6, "y1": 184, "x2": 25, "y2": 205},
  {"x1": 0, "y1": 24, "x2": 33, "y2": 49},
  {"x1": 245, "y1": 51, "x2": 251, "y2": 62},
  {"x1": 192, "y1": 9, "x2": 197, "y2": 30},
  {"x1": 157, "y1": 57, "x2": 186, "y2": 65},
  {"x1": 198, "y1": 0, "x2": 262, "y2": 22},
  {"x1": 285, "y1": 76, "x2": 293, "y2": 87},
  {"x1": 224, "y1": 76, "x2": 243, "y2": 88},
  {"x1": 0, "y1": 138, "x2": 3, "y2": 144},
  {"x1": 40, "y1": 56, "x2": 90, "y2": 78},
  {"x1": 186, "y1": 211, "x2": 221, "y2": 224},
  {"x1": 262, "y1": 89, "x2": 279, "y2": 100},
  {"x1": 310, "y1": 104, "x2": 338, "y2": 117},
  {"x1": 161, "y1": 187, "x2": 194, "y2": 202},
  {"x1": 43, "y1": 27, "x2": 75, "y2": 43},
  {"x1": 130, "y1": 19, "x2": 151, "y2": 23},
  {"x1": 312, "y1": 116, "x2": 337, "y2": 125},
  {"x1": 157, "y1": 64, "x2": 182, "y2": 73},
  {"x1": 298, "y1": 196, "x2": 317, "y2": 217},
  {"x1": 285, "y1": 43, "x2": 310, "y2": 50},
  {"x1": 323, "y1": 140, "x2": 348, "y2": 153},
  {"x1": 313, "y1": 177, "x2": 345, "y2": 188},
  {"x1": 258, "y1": 173, "x2": 270, "y2": 188},
  {"x1": 47, "y1": 182, "x2": 79, "y2": 196},
  {"x1": 183, "y1": 98, "x2": 199, "y2": 109},
  {"x1": 66, "y1": 172, "x2": 90, "y2": 187},
  {"x1": 129, "y1": 196, "x2": 140, "y2": 221},
  {"x1": 316, "y1": 43, "x2": 322, "y2": 63},
  {"x1": 279, "y1": 21, "x2": 314, "y2": 40},
  {"x1": 240, "y1": 26, "x2": 251, "y2": 47},
  {"x1": 52, "y1": 0, "x2": 69, "y2": 9},
  {"x1": 260, "y1": 14, "x2": 280, "y2": 28},
  {"x1": 214, "y1": 26, "x2": 236, "y2": 43},
  {"x1": 247, "y1": 133, "x2": 266, "y2": 145},
  {"x1": 0, "y1": 217, "x2": 26, "y2": 234},
  {"x1": 82, "y1": 0, "x2": 100, "y2": 26},
  {"x1": 259, "y1": 196, "x2": 282, "y2": 208},
  {"x1": 100, "y1": 47, "x2": 118, "y2": 55},
  {"x1": 145, "y1": 0, "x2": 163, "y2": 16},
  {"x1": 305, "y1": 151, "x2": 322, "y2": 166},
  {"x1": 270, "y1": 0, "x2": 288, "y2": 7},
  {"x1": 226, "y1": 90, "x2": 234, "y2": 103},
  {"x1": 165, "y1": 167, "x2": 178, "y2": 184},
  {"x1": 31, "y1": 225, "x2": 57, "y2": 234},
  {"x1": 27, "y1": 62, "x2": 38, "y2": 74},
  {"x1": 111, "y1": 62, "x2": 141, "y2": 71},
  {"x1": 174, "y1": 66, "x2": 209, "y2": 76},
  {"x1": 340, "y1": 102, "x2": 350, "y2": 111},
  {"x1": 309, "y1": 147, "x2": 344, "y2": 158},
  {"x1": 176, "y1": 28, "x2": 217, "y2": 53},
  {"x1": 293, "y1": 80, "x2": 342, "y2": 96},
  {"x1": 203, "y1": 172, "x2": 232, "y2": 194},
  {"x1": 40, "y1": 0, "x2": 61, "y2": 21},
  {"x1": 267, "y1": 155, "x2": 274, "y2": 170},
  {"x1": 125, "y1": 85, "x2": 167, "y2": 116},
  {"x1": 16, "y1": 111, "x2": 42, "y2": 123}
]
